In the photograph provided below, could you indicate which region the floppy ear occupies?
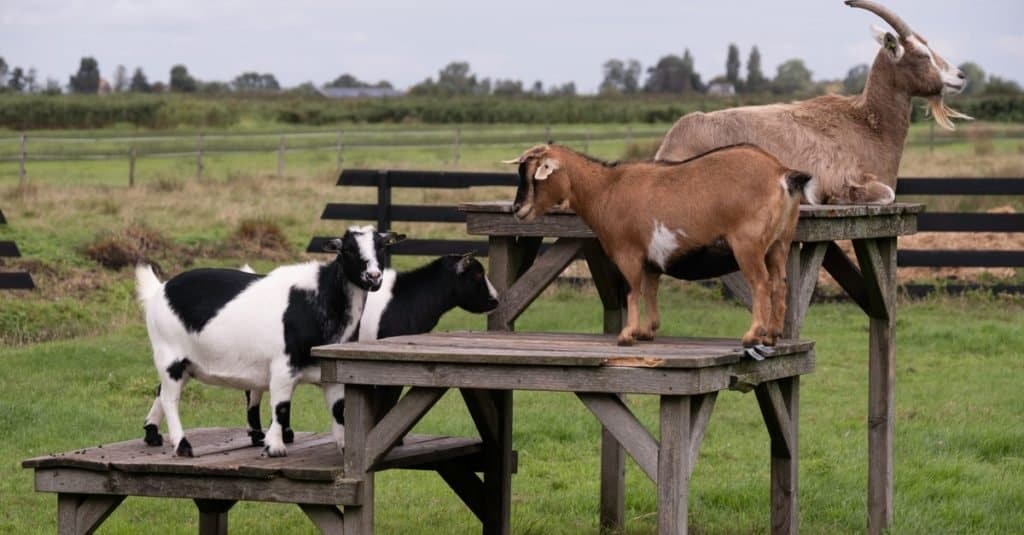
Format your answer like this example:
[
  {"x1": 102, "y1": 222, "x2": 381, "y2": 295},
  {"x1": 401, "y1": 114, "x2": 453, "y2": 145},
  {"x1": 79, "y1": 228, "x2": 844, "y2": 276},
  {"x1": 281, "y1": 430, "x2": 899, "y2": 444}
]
[
  {"x1": 871, "y1": 25, "x2": 905, "y2": 61},
  {"x1": 381, "y1": 232, "x2": 406, "y2": 246},
  {"x1": 322, "y1": 238, "x2": 344, "y2": 253},
  {"x1": 534, "y1": 158, "x2": 560, "y2": 180}
]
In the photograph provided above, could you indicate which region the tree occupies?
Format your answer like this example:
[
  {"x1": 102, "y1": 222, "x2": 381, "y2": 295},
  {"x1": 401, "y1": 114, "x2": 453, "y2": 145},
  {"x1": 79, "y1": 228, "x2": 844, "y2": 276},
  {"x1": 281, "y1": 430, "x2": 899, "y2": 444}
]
[
  {"x1": 7, "y1": 67, "x2": 25, "y2": 92},
  {"x1": 113, "y1": 65, "x2": 128, "y2": 92},
  {"x1": 130, "y1": 67, "x2": 151, "y2": 92},
  {"x1": 530, "y1": 80, "x2": 544, "y2": 95},
  {"x1": 772, "y1": 59, "x2": 813, "y2": 95},
  {"x1": 0, "y1": 57, "x2": 8, "y2": 87},
  {"x1": 25, "y1": 67, "x2": 38, "y2": 93},
  {"x1": 644, "y1": 55, "x2": 689, "y2": 93},
  {"x1": 326, "y1": 73, "x2": 368, "y2": 88},
  {"x1": 958, "y1": 62, "x2": 986, "y2": 96},
  {"x1": 231, "y1": 72, "x2": 280, "y2": 92},
  {"x1": 682, "y1": 49, "x2": 704, "y2": 93},
  {"x1": 493, "y1": 79, "x2": 524, "y2": 96},
  {"x1": 169, "y1": 64, "x2": 197, "y2": 92},
  {"x1": 199, "y1": 81, "x2": 231, "y2": 94},
  {"x1": 843, "y1": 64, "x2": 869, "y2": 95},
  {"x1": 599, "y1": 59, "x2": 642, "y2": 94},
  {"x1": 410, "y1": 61, "x2": 486, "y2": 96},
  {"x1": 985, "y1": 75, "x2": 1021, "y2": 95},
  {"x1": 548, "y1": 82, "x2": 576, "y2": 96},
  {"x1": 746, "y1": 46, "x2": 767, "y2": 93},
  {"x1": 69, "y1": 57, "x2": 100, "y2": 94},
  {"x1": 726, "y1": 43, "x2": 741, "y2": 87}
]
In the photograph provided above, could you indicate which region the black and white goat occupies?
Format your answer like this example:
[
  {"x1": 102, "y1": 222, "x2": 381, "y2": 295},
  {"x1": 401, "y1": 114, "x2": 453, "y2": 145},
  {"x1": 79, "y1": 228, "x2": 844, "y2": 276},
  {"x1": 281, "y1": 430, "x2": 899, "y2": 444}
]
[
  {"x1": 137, "y1": 226, "x2": 403, "y2": 457},
  {"x1": 242, "y1": 252, "x2": 499, "y2": 439}
]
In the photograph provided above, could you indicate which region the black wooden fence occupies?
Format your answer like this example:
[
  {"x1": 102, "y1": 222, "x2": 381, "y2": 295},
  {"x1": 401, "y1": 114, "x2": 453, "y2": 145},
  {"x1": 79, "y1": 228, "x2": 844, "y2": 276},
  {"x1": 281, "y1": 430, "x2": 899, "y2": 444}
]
[
  {"x1": 308, "y1": 170, "x2": 1024, "y2": 271},
  {"x1": 0, "y1": 208, "x2": 35, "y2": 290}
]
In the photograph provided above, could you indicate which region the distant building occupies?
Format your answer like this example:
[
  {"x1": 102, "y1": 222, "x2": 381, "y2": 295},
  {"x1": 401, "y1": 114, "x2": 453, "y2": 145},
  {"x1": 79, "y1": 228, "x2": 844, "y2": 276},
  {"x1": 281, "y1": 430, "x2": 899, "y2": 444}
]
[
  {"x1": 317, "y1": 86, "x2": 404, "y2": 99},
  {"x1": 706, "y1": 82, "x2": 736, "y2": 97}
]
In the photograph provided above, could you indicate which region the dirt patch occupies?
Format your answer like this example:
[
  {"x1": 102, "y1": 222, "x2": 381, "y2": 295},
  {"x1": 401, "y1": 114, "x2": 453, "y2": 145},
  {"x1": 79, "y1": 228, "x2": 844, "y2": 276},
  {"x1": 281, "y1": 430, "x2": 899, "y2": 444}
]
[
  {"x1": 83, "y1": 223, "x2": 175, "y2": 270},
  {"x1": 226, "y1": 217, "x2": 293, "y2": 261}
]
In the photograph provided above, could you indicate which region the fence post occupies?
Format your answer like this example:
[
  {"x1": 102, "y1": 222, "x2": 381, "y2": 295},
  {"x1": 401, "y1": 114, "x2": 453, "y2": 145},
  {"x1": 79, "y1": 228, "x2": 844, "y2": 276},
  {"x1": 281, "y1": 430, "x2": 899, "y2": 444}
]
[
  {"x1": 196, "y1": 133, "x2": 204, "y2": 180},
  {"x1": 18, "y1": 133, "x2": 27, "y2": 188},
  {"x1": 625, "y1": 125, "x2": 633, "y2": 147},
  {"x1": 337, "y1": 130, "x2": 345, "y2": 171},
  {"x1": 278, "y1": 135, "x2": 286, "y2": 177},
  {"x1": 129, "y1": 146, "x2": 136, "y2": 188},
  {"x1": 544, "y1": 125, "x2": 551, "y2": 143},
  {"x1": 453, "y1": 127, "x2": 461, "y2": 168},
  {"x1": 376, "y1": 170, "x2": 392, "y2": 268},
  {"x1": 584, "y1": 127, "x2": 591, "y2": 153}
]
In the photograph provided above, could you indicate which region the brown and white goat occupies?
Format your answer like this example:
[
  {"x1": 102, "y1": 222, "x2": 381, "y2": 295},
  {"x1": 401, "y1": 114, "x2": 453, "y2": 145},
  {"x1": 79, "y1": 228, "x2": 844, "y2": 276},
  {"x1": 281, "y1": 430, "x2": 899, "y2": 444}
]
[
  {"x1": 656, "y1": 0, "x2": 969, "y2": 205},
  {"x1": 507, "y1": 143, "x2": 812, "y2": 348}
]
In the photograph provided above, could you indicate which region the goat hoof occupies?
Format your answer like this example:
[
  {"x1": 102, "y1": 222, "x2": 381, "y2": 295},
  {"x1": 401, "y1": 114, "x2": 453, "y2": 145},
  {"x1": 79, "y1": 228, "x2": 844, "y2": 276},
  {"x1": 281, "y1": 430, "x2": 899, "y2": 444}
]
[
  {"x1": 617, "y1": 336, "x2": 636, "y2": 346},
  {"x1": 283, "y1": 428, "x2": 295, "y2": 444},
  {"x1": 754, "y1": 344, "x2": 778, "y2": 357},
  {"x1": 248, "y1": 429, "x2": 265, "y2": 447},
  {"x1": 635, "y1": 330, "x2": 655, "y2": 341},
  {"x1": 264, "y1": 444, "x2": 287, "y2": 458},
  {"x1": 175, "y1": 438, "x2": 193, "y2": 457},
  {"x1": 143, "y1": 424, "x2": 163, "y2": 447},
  {"x1": 744, "y1": 347, "x2": 766, "y2": 361}
]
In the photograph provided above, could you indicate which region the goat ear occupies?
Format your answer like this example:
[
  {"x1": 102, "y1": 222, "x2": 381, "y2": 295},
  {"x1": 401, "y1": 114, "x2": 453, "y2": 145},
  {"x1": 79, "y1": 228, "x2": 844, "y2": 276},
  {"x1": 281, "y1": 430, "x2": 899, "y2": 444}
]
[
  {"x1": 533, "y1": 158, "x2": 559, "y2": 180},
  {"x1": 322, "y1": 238, "x2": 344, "y2": 254},
  {"x1": 872, "y1": 25, "x2": 905, "y2": 61}
]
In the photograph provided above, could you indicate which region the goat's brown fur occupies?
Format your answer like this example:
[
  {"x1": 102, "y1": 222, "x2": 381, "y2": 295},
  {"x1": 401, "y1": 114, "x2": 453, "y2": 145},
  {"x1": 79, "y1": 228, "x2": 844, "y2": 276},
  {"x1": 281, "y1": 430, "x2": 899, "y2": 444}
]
[
  {"x1": 656, "y1": 1, "x2": 968, "y2": 205},
  {"x1": 509, "y1": 143, "x2": 810, "y2": 347}
]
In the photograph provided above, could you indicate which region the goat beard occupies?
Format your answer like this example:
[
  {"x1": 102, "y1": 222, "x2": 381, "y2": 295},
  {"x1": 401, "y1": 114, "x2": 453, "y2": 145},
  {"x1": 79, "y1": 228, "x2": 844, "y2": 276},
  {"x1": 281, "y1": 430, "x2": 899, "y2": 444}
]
[{"x1": 926, "y1": 96, "x2": 973, "y2": 131}]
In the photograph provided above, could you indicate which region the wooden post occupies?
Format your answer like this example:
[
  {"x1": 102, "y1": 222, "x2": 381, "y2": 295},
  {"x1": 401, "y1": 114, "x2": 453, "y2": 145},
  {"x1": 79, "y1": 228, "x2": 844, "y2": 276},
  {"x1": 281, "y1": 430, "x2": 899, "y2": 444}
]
[
  {"x1": 625, "y1": 125, "x2": 633, "y2": 147},
  {"x1": 336, "y1": 130, "x2": 344, "y2": 171},
  {"x1": 195, "y1": 499, "x2": 235, "y2": 535},
  {"x1": 18, "y1": 132, "x2": 26, "y2": 188},
  {"x1": 544, "y1": 125, "x2": 551, "y2": 142},
  {"x1": 128, "y1": 146, "x2": 137, "y2": 188},
  {"x1": 453, "y1": 127, "x2": 461, "y2": 168},
  {"x1": 658, "y1": 395, "x2": 691, "y2": 534},
  {"x1": 343, "y1": 384, "x2": 376, "y2": 535},
  {"x1": 196, "y1": 133, "x2": 204, "y2": 180},
  {"x1": 376, "y1": 170, "x2": 392, "y2": 268},
  {"x1": 584, "y1": 128, "x2": 591, "y2": 153},
  {"x1": 278, "y1": 135, "x2": 286, "y2": 177}
]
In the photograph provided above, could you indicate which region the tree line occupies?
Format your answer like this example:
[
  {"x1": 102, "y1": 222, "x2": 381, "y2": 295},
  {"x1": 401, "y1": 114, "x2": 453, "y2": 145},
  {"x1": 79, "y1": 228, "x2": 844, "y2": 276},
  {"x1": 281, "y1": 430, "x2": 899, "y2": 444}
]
[{"x1": 0, "y1": 45, "x2": 1020, "y2": 99}]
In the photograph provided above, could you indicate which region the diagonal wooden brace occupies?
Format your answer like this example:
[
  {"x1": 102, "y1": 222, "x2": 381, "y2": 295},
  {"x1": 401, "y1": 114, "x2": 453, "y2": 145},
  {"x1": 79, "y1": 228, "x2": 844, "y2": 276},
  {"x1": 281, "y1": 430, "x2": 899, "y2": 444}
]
[{"x1": 365, "y1": 387, "x2": 447, "y2": 471}]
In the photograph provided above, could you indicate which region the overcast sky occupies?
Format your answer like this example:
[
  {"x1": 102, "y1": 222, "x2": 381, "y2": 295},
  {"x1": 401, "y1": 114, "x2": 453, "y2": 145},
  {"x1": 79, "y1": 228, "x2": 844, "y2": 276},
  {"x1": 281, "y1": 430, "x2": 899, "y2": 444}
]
[{"x1": 2, "y1": 0, "x2": 1022, "y2": 92}]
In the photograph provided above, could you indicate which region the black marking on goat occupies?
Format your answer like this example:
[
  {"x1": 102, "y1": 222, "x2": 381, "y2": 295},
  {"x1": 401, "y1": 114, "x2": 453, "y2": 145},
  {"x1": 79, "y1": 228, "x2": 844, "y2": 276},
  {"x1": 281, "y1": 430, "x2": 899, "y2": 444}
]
[
  {"x1": 332, "y1": 399, "x2": 345, "y2": 425},
  {"x1": 275, "y1": 402, "x2": 294, "y2": 444},
  {"x1": 143, "y1": 424, "x2": 163, "y2": 446},
  {"x1": 652, "y1": 240, "x2": 740, "y2": 281},
  {"x1": 164, "y1": 268, "x2": 262, "y2": 333},
  {"x1": 282, "y1": 262, "x2": 359, "y2": 372},
  {"x1": 245, "y1": 391, "x2": 264, "y2": 445},
  {"x1": 670, "y1": 143, "x2": 763, "y2": 165},
  {"x1": 786, "y1": 171, "x2": 814, "y2": 196},
  {"x1": 166, "y1": 358, "x2": 191, "y2": 381},
  {"x1": 176, "y1": 437, "x2": 193, "y2": 457},
  {"x1": 154, "y1": 384, "x2": 161, "y2": 397}
]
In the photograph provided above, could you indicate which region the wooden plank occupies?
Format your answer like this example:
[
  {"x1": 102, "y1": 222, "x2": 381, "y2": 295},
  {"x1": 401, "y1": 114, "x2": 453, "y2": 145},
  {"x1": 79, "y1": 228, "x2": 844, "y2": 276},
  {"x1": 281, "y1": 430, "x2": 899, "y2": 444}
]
[
  {"x1": 308, "y1": 237, "x2": 489, "y2": 257},
  {"x1": 658, "y1": 395, "x2": 691, "y2": 535},
  {"x1": 489, "y1": 238, "x2": 583, "y2": 329},
  {"x1": 328, "y1": 352, "x2": 815, "y2": 396},
  {"x1": 577, "y1": 393, "x2": 659, "y2": 482},
  {"x1": 481, "y1": 390, "x2": 513, "y2": 535},
  {"x1": 898, "y1": 249, "x2": 1024, "y2": 268},
  {"x1": 436, "y1": 462, "x2": 486, "y2": 522},
  {"x1": 365, "y1": 387, "x2": 447, "y2": 470},
  {"x1": 0, "y1": 272, "x2": 34, "y2": 289},
  {"x1": 461, "y1": 201, "x2": 926, "y2": 219},
  {"x1": 322, "y1": 203, "x2": 470, "y2": 223},
  {"x1": 36, "y1": 468, "x2": 362, "y2": 505},
  {"x1": 0, "y1": 241, "x2": 21, "y2": 257},
  {"x1": 374, "y1": 436, "x2": 485, "y2": 471},
  {"x1": 486, "y1": 235, "x2": 542, "y2": 330},
  {"x1": 896, "y1": 177, "x2": 1024, "y2": 195},
  {"x1": 720, "y1": 272, "x2": 752, "y2": 310},
  {"x1": 794, "y1": 214, "x2": 918, "y2": 242},
  {"x1": 344, "y1": 385, "x2": 376, "y2": 534},
  {"x1": 821, "y1": 241, "x2": 871, "y2": 316},
  {"x1": 916, "y1": 212, "x2": 1024, "y2": 232},
  {"x1": 461, "y1": 389, "x2": 501, "y2": 444},
  {"x1": 785, "y1": 242, "x2": 828, "y2": 339},
  {"x1": 57, "y1": 494, "x2": 124, "y2": 535},
  {"x1": 755, "y1": 382, "x2": 795, "y2": 459},
  {"x1": 467, "y1": 212, "x2": 594, "y2": 238},
  {"x1": 761, "y1": 378, "x2": 799, "y2": 535},
  {"x1": 583, "y1": 239, "x2": 627, "y2": 335},
  {"x1": 299, "y1": 504, "x2": 345, "y2": 535},
  {"x1": 865, "y1": 238, "x2": 897, "y2": 535},
  {"x1": 687, "y1": 392, "x2": 718, "y2": 479},
  {"x1": 853, "y1": 238, "x2": 894, "y2": 320},
  {"x1": 341, "y1": 169, "x2": 516, "y2": 188}
]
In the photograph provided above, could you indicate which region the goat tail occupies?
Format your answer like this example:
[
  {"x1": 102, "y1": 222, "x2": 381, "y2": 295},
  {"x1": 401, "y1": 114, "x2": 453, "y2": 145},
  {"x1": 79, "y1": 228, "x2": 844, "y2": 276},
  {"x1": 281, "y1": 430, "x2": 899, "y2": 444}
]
[
  {"x1": 785, "y1": 171, "x2": 816, "y2": 203},
  {"x1": 135, "y1": 264, "x2": 163, "y2": 303}
]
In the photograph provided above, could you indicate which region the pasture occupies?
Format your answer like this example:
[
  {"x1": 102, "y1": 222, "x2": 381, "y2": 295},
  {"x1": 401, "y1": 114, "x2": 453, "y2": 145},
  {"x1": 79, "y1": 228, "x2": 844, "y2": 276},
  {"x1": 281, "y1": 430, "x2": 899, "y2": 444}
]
[{"x1": 1, "y1": 122, "x2": 1023, "y2": 533}]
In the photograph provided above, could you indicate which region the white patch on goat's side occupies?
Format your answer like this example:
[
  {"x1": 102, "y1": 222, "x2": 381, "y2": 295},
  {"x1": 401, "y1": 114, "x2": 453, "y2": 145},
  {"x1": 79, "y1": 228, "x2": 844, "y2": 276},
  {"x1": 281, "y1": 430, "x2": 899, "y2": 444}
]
[
  {"x1": 648, "y1": 220, "x2": 683, "y2": 271},
  {"x1": 338, "y1": 284, "x2": 367, "y2": 343},
  {"x1": 485, "y1": 277, "x2": 499, "y2": 300},
  {"x1": 358, "y1": 269, "x2": 397, "y2": 341}
]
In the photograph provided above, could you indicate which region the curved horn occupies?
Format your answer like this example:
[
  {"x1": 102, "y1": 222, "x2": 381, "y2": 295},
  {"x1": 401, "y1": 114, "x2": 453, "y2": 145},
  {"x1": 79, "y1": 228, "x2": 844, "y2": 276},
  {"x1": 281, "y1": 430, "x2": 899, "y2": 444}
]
[{"x1": 846, "y1": 0, "x2": 913, "y2": 37}]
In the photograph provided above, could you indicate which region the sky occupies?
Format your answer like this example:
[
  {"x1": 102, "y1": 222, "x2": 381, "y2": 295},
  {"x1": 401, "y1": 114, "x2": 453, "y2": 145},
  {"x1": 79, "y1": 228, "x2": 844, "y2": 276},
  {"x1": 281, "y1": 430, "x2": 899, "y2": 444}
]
[{"x1": 2, "y1": 0, "x2": 1022, "y2": 93}]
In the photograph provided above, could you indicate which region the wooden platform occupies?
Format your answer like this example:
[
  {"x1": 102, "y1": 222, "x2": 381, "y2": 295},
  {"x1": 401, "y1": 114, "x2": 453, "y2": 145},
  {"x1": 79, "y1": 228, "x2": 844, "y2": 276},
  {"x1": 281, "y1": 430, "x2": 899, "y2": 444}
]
[{"x1": 23, "y1": 427, "x2": 505, "y2": 534}]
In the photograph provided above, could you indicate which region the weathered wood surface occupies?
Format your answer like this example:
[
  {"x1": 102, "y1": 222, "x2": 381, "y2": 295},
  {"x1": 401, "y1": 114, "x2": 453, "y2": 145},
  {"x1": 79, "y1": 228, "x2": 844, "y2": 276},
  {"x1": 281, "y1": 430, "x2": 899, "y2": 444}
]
[
  {"x1": 462, "y1": 202, "x2": 923, "y2": 242},
  {"x1": 315, "y1": 331, "x2": 814, "y2": 370},
  {"x1": 25, "y1": 427, "x2": 490, "y2": 482}
]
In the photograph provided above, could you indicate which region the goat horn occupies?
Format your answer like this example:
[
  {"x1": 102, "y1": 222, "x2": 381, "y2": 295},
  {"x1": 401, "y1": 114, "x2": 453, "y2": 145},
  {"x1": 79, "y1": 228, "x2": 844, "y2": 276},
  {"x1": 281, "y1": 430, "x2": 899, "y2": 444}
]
[
  {"x1": 845, "y1": 0, "x2": 913, "y2": 37},
  {"x1": 500, "y1": 158, "x2": 521, "y2": 165}
]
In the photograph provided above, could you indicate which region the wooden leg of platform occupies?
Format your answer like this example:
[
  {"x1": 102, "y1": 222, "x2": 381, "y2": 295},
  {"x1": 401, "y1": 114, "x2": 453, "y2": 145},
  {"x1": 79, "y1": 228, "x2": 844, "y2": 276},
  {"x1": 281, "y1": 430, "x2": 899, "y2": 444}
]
[
  {"x1": 57, "y1": 493, "x2": 124, "y2": 535},
  {"x1": 194, "y1": 499, "x2": 235, "y2": 535},
  {"x1": 480, "y1": 390, "x2": 513, "y2": 535},
  {"x1": 756, "y1": 378, "x2": 799, "y2": 535},
  {"x1": 299, "y1": 504, "x2": 345, "y2": 535},
  {"x1": 658, "y1": 395, "x2": 691, "y2": 535},
  {"x1": 344, "y1": 384, "x2": 377, "y2": 535}
]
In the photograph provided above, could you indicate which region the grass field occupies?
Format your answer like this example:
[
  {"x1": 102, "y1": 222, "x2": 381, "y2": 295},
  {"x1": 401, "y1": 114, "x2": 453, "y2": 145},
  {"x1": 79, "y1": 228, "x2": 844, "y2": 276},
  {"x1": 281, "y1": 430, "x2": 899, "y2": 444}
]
[{"x1": 1, "y1": 121, "x2": 1023, "y2": 533}]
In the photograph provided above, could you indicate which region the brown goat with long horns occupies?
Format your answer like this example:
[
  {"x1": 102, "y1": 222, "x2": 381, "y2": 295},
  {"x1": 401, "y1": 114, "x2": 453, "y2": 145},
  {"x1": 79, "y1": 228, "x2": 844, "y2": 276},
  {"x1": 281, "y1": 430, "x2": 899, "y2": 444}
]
[
  {"x1": 656, "y1": 0, "x2": 970, "y2": 205},
  {"x1": 508, "y1": 143, "x2": 813, "y2": 348}
]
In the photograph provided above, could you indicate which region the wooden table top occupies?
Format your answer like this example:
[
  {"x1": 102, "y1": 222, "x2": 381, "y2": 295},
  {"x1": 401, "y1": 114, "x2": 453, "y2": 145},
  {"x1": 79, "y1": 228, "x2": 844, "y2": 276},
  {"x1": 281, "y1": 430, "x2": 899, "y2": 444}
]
[
  {"x1": 459, "y1": 202, "x2": 922, "y2": 242},
  {"x1": 313, "y1": 331, "x2": 814, "y2": 370}
]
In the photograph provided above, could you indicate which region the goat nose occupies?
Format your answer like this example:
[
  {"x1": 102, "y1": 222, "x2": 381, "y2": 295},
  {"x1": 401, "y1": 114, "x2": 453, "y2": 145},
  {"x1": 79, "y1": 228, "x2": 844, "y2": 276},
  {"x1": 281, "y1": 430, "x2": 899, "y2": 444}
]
[{"x1": 366, "y1": 271, "x2": 381, "y2": 282}]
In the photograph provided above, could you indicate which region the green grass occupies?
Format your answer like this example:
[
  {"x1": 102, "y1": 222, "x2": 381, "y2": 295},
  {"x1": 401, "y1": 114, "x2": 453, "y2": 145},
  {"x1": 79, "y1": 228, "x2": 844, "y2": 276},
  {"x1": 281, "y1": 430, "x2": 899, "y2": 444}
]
[{"x1": 1, "y1": 284, "x2": 1023, "y2": 534}]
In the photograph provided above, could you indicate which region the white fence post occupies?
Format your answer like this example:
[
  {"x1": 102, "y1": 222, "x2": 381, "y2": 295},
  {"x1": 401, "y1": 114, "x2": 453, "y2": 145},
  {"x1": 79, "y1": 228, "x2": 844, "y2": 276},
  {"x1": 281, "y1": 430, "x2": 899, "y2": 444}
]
[
  {"x1": 129, "y1": 146, "x2": 136, "y2": 188},
  {"x1": 337, "y1": 130, "x2": 345, "y2": 171},
  {"x1": 196, "y1": 133, "x2": 205, "y2": 179},
  {"x1": 278, "y1": 135, "x2": 286, "y2": 177},
  {"x1": 18, "y1": 133, "x2": 27, "y2": 188}
]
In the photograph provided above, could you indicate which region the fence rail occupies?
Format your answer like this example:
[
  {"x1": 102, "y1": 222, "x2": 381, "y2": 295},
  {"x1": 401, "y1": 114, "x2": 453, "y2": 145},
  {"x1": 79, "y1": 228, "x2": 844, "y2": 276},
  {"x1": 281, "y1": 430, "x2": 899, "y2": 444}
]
[
  {"x1": 308, "y1": 171, "x2": 1024, "y2": 272},
  {"x1": 0, "y1": 208, "x2": 35, "y2": 290}
]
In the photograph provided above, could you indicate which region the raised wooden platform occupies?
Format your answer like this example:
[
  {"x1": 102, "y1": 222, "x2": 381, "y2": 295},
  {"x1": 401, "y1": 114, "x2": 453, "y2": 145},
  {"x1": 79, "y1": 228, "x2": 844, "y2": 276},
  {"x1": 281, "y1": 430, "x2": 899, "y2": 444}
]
[{"x1": 23, "y1": 427, "x2": 505, "y2": 534}]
